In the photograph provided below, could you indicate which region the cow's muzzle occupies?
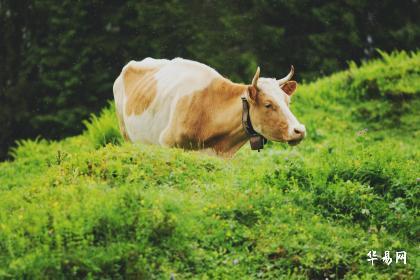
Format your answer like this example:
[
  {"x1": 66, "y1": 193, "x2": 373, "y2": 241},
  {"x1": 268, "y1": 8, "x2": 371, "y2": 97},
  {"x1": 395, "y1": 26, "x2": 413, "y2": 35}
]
[{"x1": 287, "y1": 124, "x2": 306, "y2": 145}]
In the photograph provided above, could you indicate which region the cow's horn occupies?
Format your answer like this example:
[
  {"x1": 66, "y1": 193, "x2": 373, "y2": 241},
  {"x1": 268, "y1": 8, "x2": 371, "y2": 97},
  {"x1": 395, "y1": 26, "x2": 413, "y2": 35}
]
[
  {"x1": 252, "y1": 66, "x2": 260, "y2": 88},
  {"x1": 278, "y1": 65, "x2": 294, "y2": 85}
]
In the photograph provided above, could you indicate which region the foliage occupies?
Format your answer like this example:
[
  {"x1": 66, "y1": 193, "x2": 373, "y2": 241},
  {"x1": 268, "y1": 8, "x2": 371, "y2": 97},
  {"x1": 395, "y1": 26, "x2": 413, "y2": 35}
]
[
  {"x1": 0, "y1": 52, "x2": 418, "y2": 278},
  {"x1": 83, "y1": 103, "x2": 123, "y2": 149},
  {"x1": 1, "y1": 0, "x2": 420, "y2": 158}
]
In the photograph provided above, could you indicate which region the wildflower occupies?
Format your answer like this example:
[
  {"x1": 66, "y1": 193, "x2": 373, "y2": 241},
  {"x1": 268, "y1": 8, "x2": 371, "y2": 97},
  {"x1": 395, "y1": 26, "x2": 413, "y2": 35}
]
[{"x1": 356, "y1": 128, "x2": 368, "y2": 136}]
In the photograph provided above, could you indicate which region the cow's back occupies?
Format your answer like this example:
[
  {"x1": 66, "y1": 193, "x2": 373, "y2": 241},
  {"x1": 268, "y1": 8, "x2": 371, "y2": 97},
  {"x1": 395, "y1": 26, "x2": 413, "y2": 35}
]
[{"x1": 113, "y1": 57, "x2": 221, "y2": 144}]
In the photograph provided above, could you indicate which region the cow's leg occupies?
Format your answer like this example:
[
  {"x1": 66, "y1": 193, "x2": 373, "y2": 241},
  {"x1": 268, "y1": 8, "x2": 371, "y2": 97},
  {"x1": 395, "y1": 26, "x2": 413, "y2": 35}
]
[
  {"x1": 159, "y1": 122, "x2": 198, "y2": 149},
  {"x1": 158, "y1": 126, "x2": 177, "y2": 147},
  {"x1": 158, "y1": 100, "x2": 187, "y2": 148},
  {"x1": 113, "y1": 75, "x2": 130, "y2": 141},
  {"x1": 158, "y1": 96, "x2": 205, "y2": 150}
]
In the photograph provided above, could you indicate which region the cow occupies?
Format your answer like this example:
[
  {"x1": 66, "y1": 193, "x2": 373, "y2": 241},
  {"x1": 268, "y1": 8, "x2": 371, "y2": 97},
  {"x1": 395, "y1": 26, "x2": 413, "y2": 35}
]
[{"x1": 113, "y1": 58, "x2": 306, "y2": 157}]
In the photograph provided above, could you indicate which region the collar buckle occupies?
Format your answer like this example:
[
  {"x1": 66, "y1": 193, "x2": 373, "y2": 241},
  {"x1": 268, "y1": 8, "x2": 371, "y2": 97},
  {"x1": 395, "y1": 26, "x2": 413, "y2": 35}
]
[{"x1": 241, "y1": 97, "x2": 267, "y2": 151}]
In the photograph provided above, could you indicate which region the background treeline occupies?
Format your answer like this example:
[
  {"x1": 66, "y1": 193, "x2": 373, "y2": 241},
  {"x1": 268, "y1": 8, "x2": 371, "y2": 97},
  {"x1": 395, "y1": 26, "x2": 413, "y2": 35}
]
[{"x1": 0, "y1": 0, "x2": 419, "y2": 159}]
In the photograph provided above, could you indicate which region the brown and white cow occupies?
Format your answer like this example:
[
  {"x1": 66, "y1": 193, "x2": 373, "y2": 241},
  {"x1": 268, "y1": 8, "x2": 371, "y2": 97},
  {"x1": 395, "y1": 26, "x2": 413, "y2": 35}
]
[{"x1": 113, "y1": 58, "x2": 305, "y2": 157}]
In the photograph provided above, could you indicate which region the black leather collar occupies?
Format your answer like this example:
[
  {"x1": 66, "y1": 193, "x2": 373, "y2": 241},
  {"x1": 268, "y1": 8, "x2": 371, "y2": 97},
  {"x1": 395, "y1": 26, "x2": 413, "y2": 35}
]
[{"x1": 241, "y1": 97, "x2": 267, "y2": 151}]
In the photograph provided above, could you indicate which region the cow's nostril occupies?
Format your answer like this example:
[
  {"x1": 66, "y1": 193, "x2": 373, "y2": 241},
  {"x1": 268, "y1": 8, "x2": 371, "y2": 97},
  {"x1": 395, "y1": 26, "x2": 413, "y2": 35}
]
[{"x1": 294, "y1": 128, "x2": 303, "y2": 135}]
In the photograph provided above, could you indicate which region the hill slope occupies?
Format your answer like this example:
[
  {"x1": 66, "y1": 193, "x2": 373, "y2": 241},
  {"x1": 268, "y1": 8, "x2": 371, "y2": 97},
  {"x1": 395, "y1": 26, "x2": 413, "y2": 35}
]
[{"x1": 0, "y1": 51, "x2": 419, "y2": 279}]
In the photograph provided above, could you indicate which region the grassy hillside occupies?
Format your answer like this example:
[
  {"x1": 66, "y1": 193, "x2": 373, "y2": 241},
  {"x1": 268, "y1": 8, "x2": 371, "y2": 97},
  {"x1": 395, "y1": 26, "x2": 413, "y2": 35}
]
[{"x1": 0, "y1": 51, "x2": 418, "y2": 279}]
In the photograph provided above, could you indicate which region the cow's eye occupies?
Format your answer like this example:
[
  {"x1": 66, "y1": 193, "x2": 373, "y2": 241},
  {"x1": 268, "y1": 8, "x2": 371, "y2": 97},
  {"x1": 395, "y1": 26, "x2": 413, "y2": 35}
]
[{"x1": 264, "y1": 103, "x2": 272, "y2": 109}]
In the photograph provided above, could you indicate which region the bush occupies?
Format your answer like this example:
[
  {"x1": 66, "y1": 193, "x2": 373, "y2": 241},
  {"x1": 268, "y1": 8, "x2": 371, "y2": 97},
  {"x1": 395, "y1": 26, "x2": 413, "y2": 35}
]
[
  {"x1": 83, "y1": 103, "x2": 123, "y2": 149},
  {"x1": 0, "y1": 51, "x2": 418, "y2": 278}
]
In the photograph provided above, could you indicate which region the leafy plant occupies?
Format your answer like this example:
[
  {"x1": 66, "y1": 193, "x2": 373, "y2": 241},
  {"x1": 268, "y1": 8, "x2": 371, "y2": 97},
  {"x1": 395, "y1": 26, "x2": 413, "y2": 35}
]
[
  {"x1": 0, "y1": 51, "x2": 418, "y2": 279},
  {"x1": 82, "y1": 103, "x2": 123, "y2": 148}
]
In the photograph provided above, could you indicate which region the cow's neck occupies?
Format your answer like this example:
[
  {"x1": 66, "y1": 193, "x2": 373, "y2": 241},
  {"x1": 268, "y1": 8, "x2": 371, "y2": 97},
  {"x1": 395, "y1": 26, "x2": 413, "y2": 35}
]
[{"x1": 206, "y1": 78, "x2": 250, "y2": 157}]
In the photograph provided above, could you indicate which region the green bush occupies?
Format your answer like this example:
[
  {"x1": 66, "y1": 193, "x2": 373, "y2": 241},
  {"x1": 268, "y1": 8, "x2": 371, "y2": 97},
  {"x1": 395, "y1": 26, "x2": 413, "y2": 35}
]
[
  {"x1": 82, "y1": 103, "x2": 123, "y2": 149},
  {"x1": 0, "y1": 51, "x2": 418, "y2": 279}
]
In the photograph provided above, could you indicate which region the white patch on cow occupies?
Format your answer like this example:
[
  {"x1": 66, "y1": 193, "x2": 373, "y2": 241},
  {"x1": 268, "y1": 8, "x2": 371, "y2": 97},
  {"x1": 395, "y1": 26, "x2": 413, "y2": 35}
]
[
  {"x1": 113, "y1": 75, "x2": 125, "y2": 125},
  {"x1": 257, "y1": 78, "x2": 301, "y2": 138},
  {"x1": 116, "y1": 58, "x2": 221, "y2": 145}
]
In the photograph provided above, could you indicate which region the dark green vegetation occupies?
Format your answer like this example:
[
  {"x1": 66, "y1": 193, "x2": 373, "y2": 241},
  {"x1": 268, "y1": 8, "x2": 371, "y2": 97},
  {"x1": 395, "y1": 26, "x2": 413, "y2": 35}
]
[
  {"x1": 1, "y1": 0, "x2": 420, "y2": 159},
  {"x1": 0, "y1": 52, "x2": 418, "y2": 279}
]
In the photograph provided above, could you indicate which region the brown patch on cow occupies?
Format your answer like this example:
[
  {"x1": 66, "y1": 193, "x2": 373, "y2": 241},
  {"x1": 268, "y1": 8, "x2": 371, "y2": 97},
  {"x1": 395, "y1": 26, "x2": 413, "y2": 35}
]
[
  {"x1": 161, "y1": 78, "x2": 249, "y2": 156},
  {"x1": 124, "y1": 66, "x2": 159, "y2": 116}
]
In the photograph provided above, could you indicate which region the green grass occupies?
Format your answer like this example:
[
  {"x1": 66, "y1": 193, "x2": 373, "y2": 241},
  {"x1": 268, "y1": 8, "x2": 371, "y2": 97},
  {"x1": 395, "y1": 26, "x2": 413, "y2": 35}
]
[{"x1": 0, "y1": 51, "x2": 419, "y2": 279}]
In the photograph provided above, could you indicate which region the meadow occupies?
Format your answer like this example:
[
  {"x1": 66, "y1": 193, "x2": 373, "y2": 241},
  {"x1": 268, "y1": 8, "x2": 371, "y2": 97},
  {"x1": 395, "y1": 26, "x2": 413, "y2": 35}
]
[{"x1": 0, "y1": 51, "x2": 418, "y2": 279}]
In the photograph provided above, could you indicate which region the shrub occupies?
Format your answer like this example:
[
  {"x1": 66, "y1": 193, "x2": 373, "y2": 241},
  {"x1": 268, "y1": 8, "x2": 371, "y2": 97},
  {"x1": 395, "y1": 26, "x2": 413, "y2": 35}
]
[
  {"x1": 0, "y1": 51, "x2": 418, "y2": 278},
  {"x1": 83, "y1": 103, "x2": 123, "y2": 148}
]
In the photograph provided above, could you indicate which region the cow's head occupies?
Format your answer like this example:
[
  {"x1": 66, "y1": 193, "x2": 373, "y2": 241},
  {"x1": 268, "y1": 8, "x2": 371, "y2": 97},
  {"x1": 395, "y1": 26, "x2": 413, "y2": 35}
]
[{"x1": 246, "y1": 66, "x2": 306, "y2": 146}]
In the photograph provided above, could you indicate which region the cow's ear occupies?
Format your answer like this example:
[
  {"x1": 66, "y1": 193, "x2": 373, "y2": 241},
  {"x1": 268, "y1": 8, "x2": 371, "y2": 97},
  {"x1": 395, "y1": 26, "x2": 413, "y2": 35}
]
[
  {"x1": 281, "y1": 81, "x2": 298, "y2": 96},
  {"x1": 247, "y1": 66, "x2": 260, "y2": 103},
  {"x1": 247, "y1": 85, "x2": 258, "y2": 103}
]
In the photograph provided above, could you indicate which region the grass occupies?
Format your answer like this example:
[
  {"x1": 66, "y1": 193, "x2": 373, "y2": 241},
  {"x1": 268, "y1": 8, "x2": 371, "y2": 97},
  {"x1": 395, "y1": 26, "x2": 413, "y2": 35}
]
[{"x1": 0, "y1": 51, "x2": 419, "y2": 279}]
